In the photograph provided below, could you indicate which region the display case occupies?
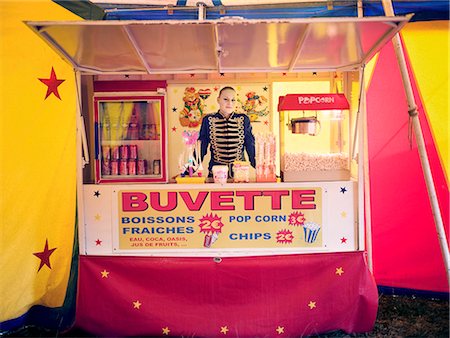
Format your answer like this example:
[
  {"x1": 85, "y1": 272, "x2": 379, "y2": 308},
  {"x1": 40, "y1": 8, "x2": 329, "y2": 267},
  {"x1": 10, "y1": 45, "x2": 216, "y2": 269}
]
[
  {"x1": 278, "y1": 93, "x2": 351, "y2": 182},
  {"x1": 94, "y1": 94, "x2": 167, "y2": 183}
]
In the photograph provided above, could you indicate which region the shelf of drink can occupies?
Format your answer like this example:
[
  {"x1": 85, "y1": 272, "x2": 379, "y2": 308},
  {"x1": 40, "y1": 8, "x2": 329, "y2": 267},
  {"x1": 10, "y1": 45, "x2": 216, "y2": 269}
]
[
  {"x1": 102, "y1": 174, "x2": 161, "y2": 178},
  {"x1": 101, "y1": 139, "x2": 160, "y2": 144}
]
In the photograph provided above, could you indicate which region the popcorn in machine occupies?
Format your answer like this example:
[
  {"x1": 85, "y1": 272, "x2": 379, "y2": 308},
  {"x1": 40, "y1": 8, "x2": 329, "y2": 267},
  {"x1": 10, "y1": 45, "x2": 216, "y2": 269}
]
[{"x1": 278, "y1": 93, "x2": 351, "y2": 182}]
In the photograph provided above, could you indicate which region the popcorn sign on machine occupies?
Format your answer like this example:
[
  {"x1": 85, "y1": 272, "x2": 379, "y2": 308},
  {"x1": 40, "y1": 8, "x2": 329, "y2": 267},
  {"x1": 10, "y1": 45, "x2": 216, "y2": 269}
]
[{"x1": 278, "y1": 93, "x2": 351, "y2": 182}]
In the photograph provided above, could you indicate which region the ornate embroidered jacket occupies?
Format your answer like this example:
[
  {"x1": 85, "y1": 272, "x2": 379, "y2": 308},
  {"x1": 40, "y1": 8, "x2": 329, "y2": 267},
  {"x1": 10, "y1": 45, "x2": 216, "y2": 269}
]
[{"x1": 199, "y1": 111, "x2": 256, "y2": 175}]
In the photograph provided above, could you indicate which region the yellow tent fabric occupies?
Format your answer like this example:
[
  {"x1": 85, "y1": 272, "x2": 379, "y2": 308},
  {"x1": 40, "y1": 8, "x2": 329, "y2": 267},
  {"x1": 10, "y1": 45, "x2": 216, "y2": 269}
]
[
  {"x1": 401, "y1": 21, "x2": 449, "y2": 183},
  {"x1": 0, "y1": 1, "x2": 79, "y2": 326},
  {"x1": 364, "y1": 22, "x2": 448, "y2": 183}
]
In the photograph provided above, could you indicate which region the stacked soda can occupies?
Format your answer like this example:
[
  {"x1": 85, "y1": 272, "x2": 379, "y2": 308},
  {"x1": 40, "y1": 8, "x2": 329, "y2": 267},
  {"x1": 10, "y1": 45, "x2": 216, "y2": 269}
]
[
  {"x1": 111, "y1": 145, "x2": 120, "y2": 175},
  {"x1": 128, "y1": 144, "x2": 137, "y2": 175},
  {"x1": 119, "y1": 145, "x2": 129, "y2": 175},
  {"x1": 138, "y1": 159, "x2": 147, "y2": 175},
  {"x1": 102, "y1": 144, "x2": 151, "y2": 176},
  {"x1": 101, "y1": 146, "x2": 111, "y2": 175}
]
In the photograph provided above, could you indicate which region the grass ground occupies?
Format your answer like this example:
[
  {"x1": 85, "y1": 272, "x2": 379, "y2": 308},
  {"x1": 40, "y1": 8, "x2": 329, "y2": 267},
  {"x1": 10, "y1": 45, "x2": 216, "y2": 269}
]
[
  {"x1": 365, "y1": 293, "x2": 449, "y2": 337},
  {"x1": 314, "y1": 293, "x2": 449, "y2": 337},
  {"x1": 3, "y1": 293, "x2": 449, "y2": 337}
]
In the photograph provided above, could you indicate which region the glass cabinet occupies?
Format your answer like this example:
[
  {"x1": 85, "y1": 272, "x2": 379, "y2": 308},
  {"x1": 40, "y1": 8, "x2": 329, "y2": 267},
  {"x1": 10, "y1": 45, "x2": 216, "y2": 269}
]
[{"x1": 94, "y1": 95, "x2": 167, "y2": 183}]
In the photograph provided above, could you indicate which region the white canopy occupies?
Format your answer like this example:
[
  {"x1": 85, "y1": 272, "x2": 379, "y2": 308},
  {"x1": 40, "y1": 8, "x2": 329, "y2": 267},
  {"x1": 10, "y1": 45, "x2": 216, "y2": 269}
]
[{"x1": 26, "y1": 15, "x2": 411, "y2": 74}]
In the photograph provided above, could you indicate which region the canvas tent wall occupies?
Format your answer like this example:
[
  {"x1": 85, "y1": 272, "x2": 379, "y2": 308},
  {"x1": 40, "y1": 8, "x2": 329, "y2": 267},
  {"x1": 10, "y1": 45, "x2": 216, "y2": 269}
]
[
  {"x1": 0, "y1": 0, "x2": 448, "y2": 335},
  {"x1": 366, "y1": 20, "x2": 449, "y2": 294},
  {"x1": 0, "y1": 0, "x2": 80, "y2": 333}
]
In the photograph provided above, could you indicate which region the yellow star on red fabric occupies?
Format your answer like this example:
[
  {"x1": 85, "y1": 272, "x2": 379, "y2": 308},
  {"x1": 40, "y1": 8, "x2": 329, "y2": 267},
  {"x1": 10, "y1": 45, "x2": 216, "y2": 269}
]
[
  {"x1": 38, "y1": 67, "x2": 65, "y2": 100},
  {"x1": 101, "y1": 270, "x2": 109, "y2": 278},
  {"x1": 308, "y1": 301, "x2": 317, "y2": 309},
  {"x1": 33, "y1": 239, "x2": 57, "y2": 272},
  {"x1": 220, "y1": 326, "x2": 229, "y2": 334},
  {"x1": 336, "y1": 267, "x2": 344, "y2": 276},
  {"x1": 276, "y1": 326, "x2": 284, "y2": 334},
  {"x1": 133, "y1": 300, "x2": 142, "y2": 309},
  {"x1": 162, "y1": 327, "x2": 170, "y2": 335}
]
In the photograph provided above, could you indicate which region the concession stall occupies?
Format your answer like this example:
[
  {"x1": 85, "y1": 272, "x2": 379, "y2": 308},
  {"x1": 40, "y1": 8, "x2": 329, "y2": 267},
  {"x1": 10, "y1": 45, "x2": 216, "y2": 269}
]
[{"x1": 26, "y1": 12, "x2": 412, "y2": 337}]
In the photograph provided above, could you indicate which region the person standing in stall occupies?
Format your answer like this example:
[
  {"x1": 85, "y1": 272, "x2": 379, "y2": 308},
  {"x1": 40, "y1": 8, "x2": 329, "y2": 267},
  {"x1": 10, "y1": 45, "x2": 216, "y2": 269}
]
[{"x1": 198, "y1": 86, "x2": 256, "y2": 178}]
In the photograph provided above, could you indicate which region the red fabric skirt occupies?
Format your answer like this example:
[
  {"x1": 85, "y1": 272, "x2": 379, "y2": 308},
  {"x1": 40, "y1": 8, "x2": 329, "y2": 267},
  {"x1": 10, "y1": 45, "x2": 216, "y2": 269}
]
[{"x1": 76, "y1": 251, "x2": 377, "y2": 337}]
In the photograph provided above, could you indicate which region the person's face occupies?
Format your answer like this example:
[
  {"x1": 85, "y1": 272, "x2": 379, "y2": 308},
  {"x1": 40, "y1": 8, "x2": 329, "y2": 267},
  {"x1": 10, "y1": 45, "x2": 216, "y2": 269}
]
[{"x1": 217, "y1": 89, "x2": 236, "y2": 116}]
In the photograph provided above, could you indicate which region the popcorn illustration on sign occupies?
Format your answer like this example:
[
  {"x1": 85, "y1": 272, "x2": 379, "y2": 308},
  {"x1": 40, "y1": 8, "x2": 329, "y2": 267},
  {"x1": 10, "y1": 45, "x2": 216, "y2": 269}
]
[{"x1": 303, "y1": 221, "x2": 321, "y2": 243}]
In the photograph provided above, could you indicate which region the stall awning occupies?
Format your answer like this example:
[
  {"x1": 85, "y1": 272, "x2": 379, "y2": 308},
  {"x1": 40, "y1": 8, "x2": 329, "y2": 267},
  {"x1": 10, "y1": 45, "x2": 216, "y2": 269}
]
[{"x1": 26, "y1": 15, "x2": 411, "y2": 75}]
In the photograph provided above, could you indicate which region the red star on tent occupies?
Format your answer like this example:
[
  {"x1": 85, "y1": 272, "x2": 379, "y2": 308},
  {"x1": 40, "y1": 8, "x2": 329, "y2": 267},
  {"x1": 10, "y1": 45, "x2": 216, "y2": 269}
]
[
  {"x1": 172, "y1": 126, "x2": 177, "y2": 132},
  {"x1": 33, "y1": 239, "x2": 57, "y2": 272},
  {"x1": 38, "y1": 67, "x2": 65, "y2": 100}
]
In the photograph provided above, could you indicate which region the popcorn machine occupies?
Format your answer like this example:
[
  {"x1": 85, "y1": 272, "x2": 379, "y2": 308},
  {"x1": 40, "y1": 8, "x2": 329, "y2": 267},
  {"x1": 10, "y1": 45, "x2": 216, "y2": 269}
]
[{"x1": 278, "y1": 93, "x2": 351, "y2": 182}]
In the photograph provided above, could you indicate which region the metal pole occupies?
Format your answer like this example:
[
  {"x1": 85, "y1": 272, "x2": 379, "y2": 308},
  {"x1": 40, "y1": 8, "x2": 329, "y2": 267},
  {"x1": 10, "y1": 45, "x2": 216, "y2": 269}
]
[
  {"x1": 351, "y1": 68, "x2": 365, "y2": 160},
  {"x1": 75, "y1": 71, "x2": 87, "y2": 254},
  {"x1": 382, "y1": 0, "x2": 450, "y2": 284},
  {"x1": 357, "y1": 0, "x2": 363, "y2": 18},
  {"x1": 197, "y1": 2, "x2": 206, "y2": 21},
  {"x1": 361, "y1": 70, "x2": 374, "y2": 272}
]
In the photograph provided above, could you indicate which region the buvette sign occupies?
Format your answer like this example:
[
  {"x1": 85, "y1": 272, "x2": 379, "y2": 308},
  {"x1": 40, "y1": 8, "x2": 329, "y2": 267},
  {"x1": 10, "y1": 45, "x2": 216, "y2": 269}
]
[{"x1": 116, "y1": 188, "x2": 323, "y2": 251}]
